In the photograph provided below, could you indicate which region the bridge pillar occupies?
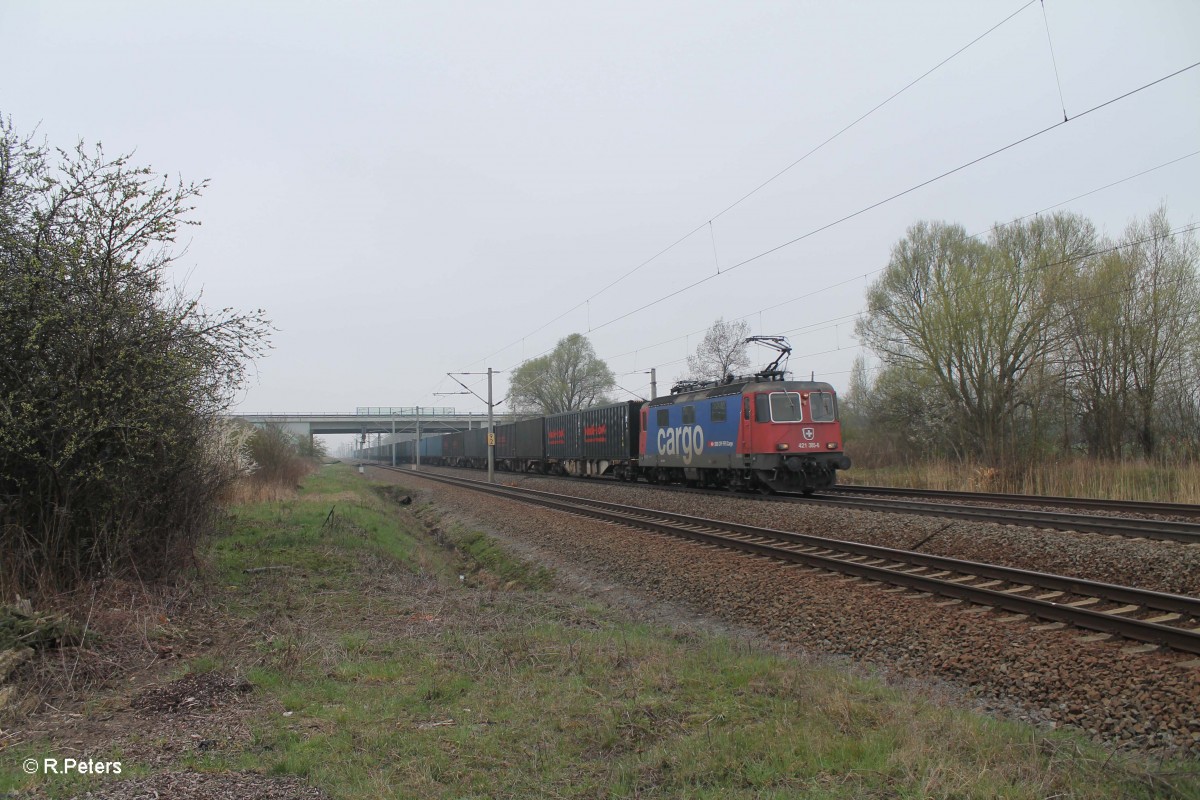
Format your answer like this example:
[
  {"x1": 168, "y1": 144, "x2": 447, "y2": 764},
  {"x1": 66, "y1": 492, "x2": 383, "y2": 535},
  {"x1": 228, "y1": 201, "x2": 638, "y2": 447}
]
[{"x1": 279, "y1": 422, "x2": 312, "y2": 441}]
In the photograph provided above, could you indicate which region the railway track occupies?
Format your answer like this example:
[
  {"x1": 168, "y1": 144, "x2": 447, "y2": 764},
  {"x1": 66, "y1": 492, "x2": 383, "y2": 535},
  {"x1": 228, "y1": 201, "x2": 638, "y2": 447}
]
[
  {"x1": 372, "y1": 461, "x2": 1200, "y2": 544},
  {"x1": 799, "y1": 492, "x2": 1200, "y2": 545},
  {"x1": 383, "y1": 466, "x2": 1200, "y2": 656},
  {"x1": 829, "y1": 484, "x2": 1200, "y2": 519}
]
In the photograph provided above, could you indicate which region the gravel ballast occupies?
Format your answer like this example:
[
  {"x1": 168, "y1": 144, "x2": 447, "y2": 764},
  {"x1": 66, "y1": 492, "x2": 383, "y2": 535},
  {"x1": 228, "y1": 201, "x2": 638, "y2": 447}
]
[
  {"x1": 375, "y1": 466, "x2": 1200, "y2": 757},
  {"x1": 487, "y1": 471, "x2": 1200, "y2": 596}
]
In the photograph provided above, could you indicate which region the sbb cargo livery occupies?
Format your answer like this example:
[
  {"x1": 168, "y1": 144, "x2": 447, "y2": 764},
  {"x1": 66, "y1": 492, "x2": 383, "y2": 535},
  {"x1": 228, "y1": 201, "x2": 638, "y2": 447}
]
[
  {"x1": 640, "y1": 377, "x2": 848, "y2": 492},
  {"x1": 380, "y1": 375, "x2": 850, "y2": 494}
]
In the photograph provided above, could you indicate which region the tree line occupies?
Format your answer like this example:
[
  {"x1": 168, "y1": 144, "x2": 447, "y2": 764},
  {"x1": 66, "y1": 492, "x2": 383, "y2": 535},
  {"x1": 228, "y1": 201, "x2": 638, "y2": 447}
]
[
  {"x1": 848, "y1": 207, "x2": 1200, "y2": 466},
  {"x1": 507, "y1": 319, "x2": 757, "y2": 415}
]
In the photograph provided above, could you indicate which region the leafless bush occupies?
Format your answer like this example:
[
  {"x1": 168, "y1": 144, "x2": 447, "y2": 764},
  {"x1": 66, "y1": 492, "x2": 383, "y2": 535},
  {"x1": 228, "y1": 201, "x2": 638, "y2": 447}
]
[{"x1": 246, "y1": 424, "x2": 316, "y2": 490}]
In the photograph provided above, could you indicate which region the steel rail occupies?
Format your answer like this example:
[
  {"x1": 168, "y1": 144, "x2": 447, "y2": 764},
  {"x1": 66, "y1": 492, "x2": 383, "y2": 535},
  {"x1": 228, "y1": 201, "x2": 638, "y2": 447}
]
[
  {"x1": 799, "y1": 493, "x2": 1200, "y2": 544},
  {"x1": 829, "y1": 484, "x2": 1200, "y2": 519},
  {"x1": 368, "y1": 460, "x2": 1200, "y2": 543},
  {"x1": 392, "y1": 467, "x2": 1200, "y2": 655}
]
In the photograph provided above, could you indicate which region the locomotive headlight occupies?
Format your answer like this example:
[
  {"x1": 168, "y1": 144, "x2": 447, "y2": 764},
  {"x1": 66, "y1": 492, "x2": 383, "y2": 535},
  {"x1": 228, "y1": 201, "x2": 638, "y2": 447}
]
[
  {"x1": 776, "y1": 443, "x2": 789, "y2": 451},
  {"x1": 827, "y1": 442, "x2": 837, "y2": 449}
]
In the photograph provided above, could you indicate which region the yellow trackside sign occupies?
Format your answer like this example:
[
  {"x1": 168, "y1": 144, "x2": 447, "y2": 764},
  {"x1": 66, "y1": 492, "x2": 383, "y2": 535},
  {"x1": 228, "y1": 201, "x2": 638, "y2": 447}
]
[{"x1": 487, "y1": 432, "x2": 495, "y2": 446}]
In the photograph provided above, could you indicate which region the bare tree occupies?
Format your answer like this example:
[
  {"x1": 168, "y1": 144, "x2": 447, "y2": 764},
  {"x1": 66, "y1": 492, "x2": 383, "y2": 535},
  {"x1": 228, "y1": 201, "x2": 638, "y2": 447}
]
[
  {"x1": 1160, "y1": 346, "x2": 1200, "y2": 458},
  {"x1": 508, "y1": 333, "x2": 615, "y2": 414},
  {"x1": 1062, "y1": 246, "x2": 1135, "y2": 457},
  {"x1": 686, "y1": 317, "x2": 751, "y2": 383},
  {"x1": 1123, "y1": 207, "x2": 1200, "y2": 457},
  {"x1": 856, "y1": 214, "x2": 1092, "y2": 464},
  {"x1": 1060, "y1": 208, "x2": 1199, "y2": 458},
  {"x1": 851, "y1": 205, "x2": 1199, "y2": 466}
]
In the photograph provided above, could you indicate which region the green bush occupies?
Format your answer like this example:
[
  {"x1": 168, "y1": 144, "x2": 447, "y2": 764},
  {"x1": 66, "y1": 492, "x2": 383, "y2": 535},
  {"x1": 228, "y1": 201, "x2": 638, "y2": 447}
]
[{"x1": 0, "y1": 116, "x2": 269, "y2": 595}]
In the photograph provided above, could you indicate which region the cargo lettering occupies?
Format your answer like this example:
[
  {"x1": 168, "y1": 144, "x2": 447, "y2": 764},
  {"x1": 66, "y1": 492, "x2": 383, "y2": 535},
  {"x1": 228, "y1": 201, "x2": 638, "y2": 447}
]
[
  {"x1": 657, "y1": 424, "x2": 705, "y2": 464},
  {"x1": 584, "y1": 424, "x2": 608, "y2": 444},
  {"x1": 548, "y1": 428, "x2": 566, "y2": 446}
]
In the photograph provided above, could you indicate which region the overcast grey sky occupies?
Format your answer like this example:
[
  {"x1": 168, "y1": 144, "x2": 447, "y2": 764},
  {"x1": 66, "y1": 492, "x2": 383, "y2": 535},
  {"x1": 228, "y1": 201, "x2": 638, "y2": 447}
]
[{"x1": 3, "y1": 1, "x2": 1198, "y2": 440}]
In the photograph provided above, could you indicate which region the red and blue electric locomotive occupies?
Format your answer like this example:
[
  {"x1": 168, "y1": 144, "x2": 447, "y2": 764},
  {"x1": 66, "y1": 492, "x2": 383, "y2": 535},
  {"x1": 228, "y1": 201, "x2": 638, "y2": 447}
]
[
  {"x1": 639, "y1": 374, "x2": 848, "y2": 493},
  {"x1": 381, "y1": 336, "x2": 851, "y2": 493},
  {"x1": 638, "y1": 336, "x2": 849, "y2": 493}
]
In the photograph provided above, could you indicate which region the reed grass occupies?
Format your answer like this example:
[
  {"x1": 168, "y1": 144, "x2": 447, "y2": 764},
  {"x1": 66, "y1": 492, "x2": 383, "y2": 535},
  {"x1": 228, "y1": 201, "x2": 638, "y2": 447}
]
[{"x1": 843, "y1": 458, "x2": 1200, "y2": 503}]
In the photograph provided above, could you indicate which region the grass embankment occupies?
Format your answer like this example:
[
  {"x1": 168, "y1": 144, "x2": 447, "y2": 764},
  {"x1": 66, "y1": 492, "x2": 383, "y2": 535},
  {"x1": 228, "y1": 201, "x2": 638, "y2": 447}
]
[
  {"x1": 844, "y1": 458, "x2": 1200, "y2": 503},
  {"x1": 5, "y1": 464, "x2": 1195, "y2": 798}
]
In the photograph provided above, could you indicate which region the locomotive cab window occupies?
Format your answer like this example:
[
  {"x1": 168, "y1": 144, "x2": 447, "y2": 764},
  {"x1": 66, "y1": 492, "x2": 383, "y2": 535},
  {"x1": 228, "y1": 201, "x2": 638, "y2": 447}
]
[
  {"x1": 769, "y1": 392, "x2": 804, "y2": 422},
  {"x1": 810, "y1": 391, "x2": 836, "y2": 422},
  {"x1": 743, "y1": 397, "x2": 751, "y2": 420},
  {"x1": 755, "y1": 394, "x2": 770, "y2": 422},
  {"x1": 656, "y1": 409, "x2": 669, "y2": 427},
  {"x1": 710, "y1": 400, "x2": 726, "y2": 422},
  {"x1": 682, "y1": 405, "x2": 695, "y2": 424}
]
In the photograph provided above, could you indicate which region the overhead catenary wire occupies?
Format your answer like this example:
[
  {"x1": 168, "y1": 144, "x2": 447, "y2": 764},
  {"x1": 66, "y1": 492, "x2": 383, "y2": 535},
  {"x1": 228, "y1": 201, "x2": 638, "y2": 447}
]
[
  {"x1": 613, "y1": 381, "x2": 649, "y2": 401},
  {"x1": 604, "y1": 147, "x2": 1200, "y2": 372},
  {"x1": 812, "y1": 258, "x2": 1200, "y2": 382},
  {"x1": 582, "y1": 61, "x2": 1200, "y2": 337},
  {"x1": 608, "y1": 219, "x2": 1200, "y2": 388},
  {"x1": 965, "y1": 149, "x2": 1200, "y2": 231},
  {"x1": 454, "y1": 0, "x2": 1041, "y2": 375},
  {"x1": 438, "y1": 148, "x2": 1200, "y2": 411},
  {"x1": 474, "y1": 222, "x2": 1200, "y2": 409},
  {"x1": 618, "y1": 222, "x2": 1200, "y2": 384},
  {"x1": 780, "y1": 222, "x2": 1200, "y2": 370},
  {"x1": 1040, "y1": 0, "x2": 1070, "y2": 121},
  {"x1": 481, "y1": 214, "x2": 1200, "y2": 410},
  {"x1": 440, "y1": 231, "x2": 1199, "y2": 417},
  {"x1": 419, "y1": 60, "x2": 1199, "y2": 410},
  {"x1": 500, "y1": 221, "x2": 1200, "y2": 406}
]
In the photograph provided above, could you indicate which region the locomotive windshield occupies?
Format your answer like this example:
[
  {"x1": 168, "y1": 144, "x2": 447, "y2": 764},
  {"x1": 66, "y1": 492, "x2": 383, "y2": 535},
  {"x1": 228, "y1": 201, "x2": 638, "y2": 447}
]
[
  {"x1": 809, "y1": 391, "x2": 836, "y2": 422},
  {"x1": 769, "y1": 392, "x2": 803, "y2": 422}
]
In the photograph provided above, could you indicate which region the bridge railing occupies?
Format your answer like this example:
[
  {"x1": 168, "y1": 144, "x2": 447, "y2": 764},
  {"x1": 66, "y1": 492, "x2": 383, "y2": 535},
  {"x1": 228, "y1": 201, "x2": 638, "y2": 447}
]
[
  {"x1": 355, "y1": 407, "x2": 455, "y2": 415},
  {"x1": 231, "y1": 409, "x2": 488, "y2": 418}
]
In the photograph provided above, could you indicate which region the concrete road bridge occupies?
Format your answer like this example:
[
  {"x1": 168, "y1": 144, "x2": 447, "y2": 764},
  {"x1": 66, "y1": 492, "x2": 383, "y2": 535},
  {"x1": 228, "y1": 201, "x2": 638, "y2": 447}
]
[{"x1": 230, "y1": 407, "x2": 511, "y2": 444}]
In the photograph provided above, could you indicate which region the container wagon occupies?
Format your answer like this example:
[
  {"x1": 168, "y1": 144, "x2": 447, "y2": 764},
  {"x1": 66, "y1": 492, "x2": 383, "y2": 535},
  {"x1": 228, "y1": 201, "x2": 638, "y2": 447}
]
[
  {"x1": 495, "y1": 417, "x2": 546, "y2": 473},
  {"x1": 545, "y1": 400, "x2": 641, "y2": 478}
]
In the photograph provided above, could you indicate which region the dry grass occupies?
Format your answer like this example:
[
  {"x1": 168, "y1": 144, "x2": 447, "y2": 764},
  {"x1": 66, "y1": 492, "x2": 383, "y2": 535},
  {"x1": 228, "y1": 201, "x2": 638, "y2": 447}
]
[
  {"x1": 2, "y1": 578, "x2": 205, "y2": 720},
  {"x1": 219, "y1": 447, "x2": 322, "y2": 506},
  {"x1": 238, "y1": 423, "x2": 319, "y2": 496},
  {"x1": 6, "y1": 464, "x2": 1195, "y2": 799},
  {"x1": 221, "y1": 478, "x2": 302, "y2": 505},
  {"x1": 844, "y1": 458, "x2": 1200, "y2": 502}
]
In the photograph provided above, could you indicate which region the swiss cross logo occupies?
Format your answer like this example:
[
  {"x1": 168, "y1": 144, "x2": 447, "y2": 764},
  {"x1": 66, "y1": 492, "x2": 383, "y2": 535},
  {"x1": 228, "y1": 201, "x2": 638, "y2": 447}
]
[{"x1": 802, "y1": 428, "x2": 815, "y2": 441}]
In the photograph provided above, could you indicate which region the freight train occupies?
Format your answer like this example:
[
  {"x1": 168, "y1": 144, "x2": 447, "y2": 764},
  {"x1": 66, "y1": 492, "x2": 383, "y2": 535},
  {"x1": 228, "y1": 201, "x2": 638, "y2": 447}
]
[{"x1": 364, "y1": 339, "x2": 851, "y2": 493}]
